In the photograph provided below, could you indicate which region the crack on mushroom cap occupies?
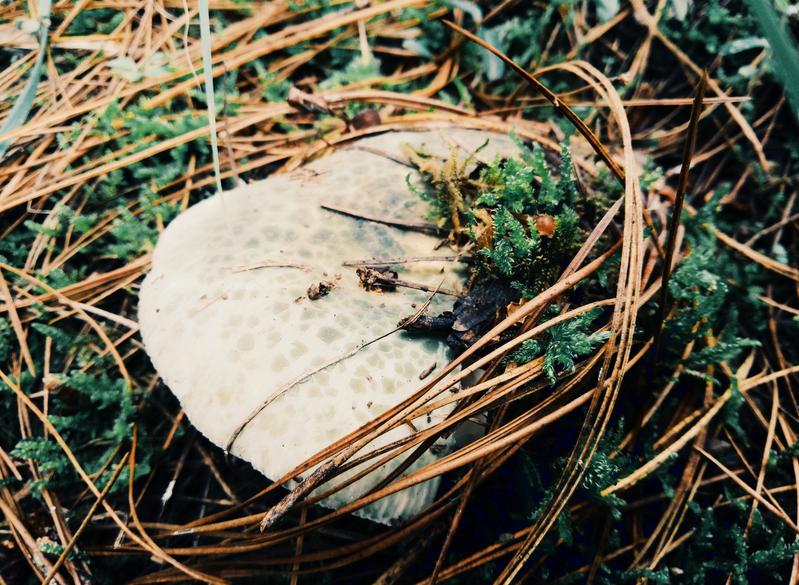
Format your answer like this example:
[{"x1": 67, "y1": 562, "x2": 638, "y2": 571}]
[{"x1": 138, "y1": 128, "x2": 520, "y2": 524}]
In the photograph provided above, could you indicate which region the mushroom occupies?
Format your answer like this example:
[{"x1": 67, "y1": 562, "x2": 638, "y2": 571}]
[{"x1": 138, "y1": 128, "x2": 519, "y2": 524}]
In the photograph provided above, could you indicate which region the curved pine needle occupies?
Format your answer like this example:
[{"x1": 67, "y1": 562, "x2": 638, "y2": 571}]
[{"x1": 442, "y1": 19, "x2": 626, "y2": 182}]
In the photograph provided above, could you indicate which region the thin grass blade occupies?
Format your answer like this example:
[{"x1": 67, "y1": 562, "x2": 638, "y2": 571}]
[
  {"x1": 198, "y1": 0, "x2": 223, "y2": 193},
  {"x1": 0, "y1": 0, "x2": 52, "y2": 158},
  {"x1": 745, "y1": 0, "x2": 799, "y2": 121}
]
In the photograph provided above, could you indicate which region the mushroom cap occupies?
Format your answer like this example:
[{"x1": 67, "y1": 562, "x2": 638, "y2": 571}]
[{"x1": 139, "y1": 128, "x2": 519, "y2": 524}]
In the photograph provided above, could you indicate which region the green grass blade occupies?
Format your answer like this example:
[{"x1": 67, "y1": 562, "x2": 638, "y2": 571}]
[
  {"x1": 0, "y1": 0, "x2": 53, "y2": 158},
  {"x1": 198, "y1": 0, "x2": 223, "y2": 193},
  {"x1": 745, "y1": 0, "x2": 799, "y2": 121}
]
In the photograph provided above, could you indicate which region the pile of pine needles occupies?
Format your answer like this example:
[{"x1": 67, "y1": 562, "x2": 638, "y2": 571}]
[{"x1": 1, "y1": 1, "x2": 798, "y2": 583}]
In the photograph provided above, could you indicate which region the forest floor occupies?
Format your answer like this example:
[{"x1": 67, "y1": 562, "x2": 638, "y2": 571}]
[{"x1": 1, "y1": 1, "x2": 799, "y2": 584}]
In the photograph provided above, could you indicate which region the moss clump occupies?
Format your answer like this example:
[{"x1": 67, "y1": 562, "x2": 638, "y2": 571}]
[{"x1": 406, "y1": 134, "x2": 586, "y2": 298}]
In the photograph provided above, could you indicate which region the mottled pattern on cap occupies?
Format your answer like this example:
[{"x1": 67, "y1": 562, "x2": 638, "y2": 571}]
[{"x1": 138, "y1": 128, "x2": 519, "y2": 524}]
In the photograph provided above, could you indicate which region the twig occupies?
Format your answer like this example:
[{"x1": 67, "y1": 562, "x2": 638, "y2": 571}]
[
  {"x1": 230, "y1": 260, "x2": 311, "y2": 272},
  {"x1": 652, "y1": 70, "x2": 707, "y2": 371},
  {"x1": 342, "y1": 255, "x2": 464, "y2": 266},
  {"x1": 367, "y1": 274, "x2": 463, "y2": 297},
  {"x1": 346, "y1": 145, "x2": 414, "y2": 168},
  {"x1": 320, "y1": 203, "x2": 445, "y2": 234}
]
